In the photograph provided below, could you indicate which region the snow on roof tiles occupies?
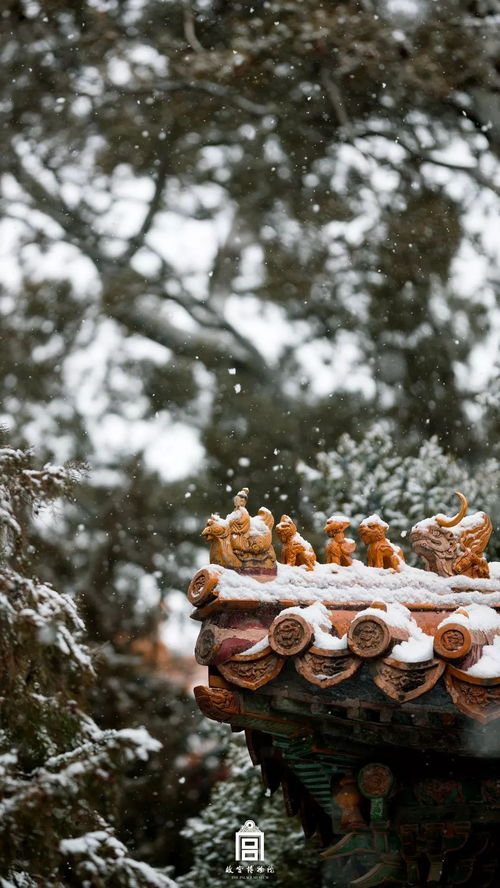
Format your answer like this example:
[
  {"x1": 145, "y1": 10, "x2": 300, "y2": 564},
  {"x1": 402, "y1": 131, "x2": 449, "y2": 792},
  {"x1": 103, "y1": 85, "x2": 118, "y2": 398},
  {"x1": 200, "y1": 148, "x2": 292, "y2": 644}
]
[{"x1": 213, "y1": 560, "x2": 500, "y2": 608}]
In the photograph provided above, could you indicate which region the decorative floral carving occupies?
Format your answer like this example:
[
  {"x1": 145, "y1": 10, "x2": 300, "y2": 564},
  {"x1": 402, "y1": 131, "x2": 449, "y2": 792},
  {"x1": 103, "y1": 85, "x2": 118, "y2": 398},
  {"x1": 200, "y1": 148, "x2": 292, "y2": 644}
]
[
  {"x1": 218, "y1": 652, "x2": 285, "y2": 689},
  {"x1": 461, "y1": 684, "x2": 488, "y2": 706},
  {"x1": 372, "y1": 657, "x2": 445, "y2": 703},
  {"x1": 413, "y1": 778, "x2": 464, "y2": 806},
  {"x1": 295, "y1": 649, "x2": 361, "y2": 687},
  {"x1": 441, "y1": 629, "x2": 466, "y2": 652},
  {"x1": 434, "y1": 623, "x2": 472, "y2": 661},
  {"x1": 193, "y1": 685, "x2": 241, "y2": 723},
  {"x1": 358, "y1": 763, "x2": 394, "y2": 799},
  {"x1": 383, "y1": 665, "x2": 423, "y2": 692},
  {"x1": 187, "y1": 567, "x2": 221, "y2": 606},
  {"x1": 444, "y1": 667, "x2": 500, "y2": 723}
]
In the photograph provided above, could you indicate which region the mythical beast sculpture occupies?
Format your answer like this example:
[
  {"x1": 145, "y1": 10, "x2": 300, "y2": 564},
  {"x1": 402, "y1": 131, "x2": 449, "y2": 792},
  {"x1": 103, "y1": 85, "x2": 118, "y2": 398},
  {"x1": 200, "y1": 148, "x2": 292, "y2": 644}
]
[
  {"x1": 275, "y1": 514, "x2": 317, "y2": 571},
  {"x1": 359, "y1": 514, "x2": 404, "y2": 572},
  {"x1": 410, "y1": 491, "x2": 492, "y2": 579},
  {"x1": 324, "y1": 514, "x2": 356, "y2": 566}
]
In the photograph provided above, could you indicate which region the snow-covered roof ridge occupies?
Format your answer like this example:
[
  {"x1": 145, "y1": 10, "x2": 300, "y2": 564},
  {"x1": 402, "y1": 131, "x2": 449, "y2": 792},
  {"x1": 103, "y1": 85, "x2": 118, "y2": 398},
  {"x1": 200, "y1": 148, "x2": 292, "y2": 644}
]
[
  {"x1": 438, "y1": 603, "x2": 500, "y2": 633},
  {"x1": 209, "y1": 560, "x2": 500, "y2": 608}
]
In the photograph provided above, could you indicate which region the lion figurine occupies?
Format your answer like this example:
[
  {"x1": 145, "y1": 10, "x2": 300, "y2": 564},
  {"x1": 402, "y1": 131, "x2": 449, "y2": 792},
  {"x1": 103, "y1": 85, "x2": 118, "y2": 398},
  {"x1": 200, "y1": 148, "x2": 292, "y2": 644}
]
[
  {"x1": 324, "y1": 514, "x2": 356, "y2": 566},
  {"x1": 359, "y1": 514, "x2": 404, "y2": 572},
  {"x1": 275, "y1": 515, "x2": 316, "y2": 571}
]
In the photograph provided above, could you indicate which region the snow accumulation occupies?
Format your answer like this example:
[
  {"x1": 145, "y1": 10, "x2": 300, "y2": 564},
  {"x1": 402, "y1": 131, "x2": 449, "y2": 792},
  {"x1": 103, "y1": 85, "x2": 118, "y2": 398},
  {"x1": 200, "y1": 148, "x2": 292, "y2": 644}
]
[
  {"x1": 391, "y1": 635, "x2": 434, "y2": 663},
  {"x1": 225, "y1": 507, "x2": 270, "y2": 538},
  {"x1": 0, "y1": 875, "x2": 36, "y2": 888},
  {"x1": 354, "y1": 602, "x2": 434, "y2": 662},
  {"x1": 438, "y1": 603, "x2": 500, "y2": 633},
  {"x1": 241, "y1": 634, "x2": 271, "y2": 656},
  {"x1": 116, "y1": 727, "x2": 162, "y2": 761},
  {"x1": 359, "y1": 513, "x2": 389, "y2": 529},
  {"x1": 466, "y1": 636, "x2": 500, "y2": 679},
  {"x1": 412, "y1": 511, "x2": 488, "y2": 536},
  {"x1": 209, "y1": 563, "x2": 500, "y2": 667},
  {"x1": 60, "y1": 830, "x2": 125, "y2": 858},
  {"x1": 214, "y1": 561, "x2": 500, "y2": 607},
  {"x1": 60, "y1": 830, "x2": 177, "y2": 887},
  {"x1": 355, "y1": 602, "x2": 414, "y2": 631},
  {"x1": 242, "y1": 601, "x2": 347, "y2": 655},
  {"x1": 292, "y1": 531, "x2": 315, "y2": 552},
  {"x1": 279, "y1": 602, "x2": 347, "y2": 649}
]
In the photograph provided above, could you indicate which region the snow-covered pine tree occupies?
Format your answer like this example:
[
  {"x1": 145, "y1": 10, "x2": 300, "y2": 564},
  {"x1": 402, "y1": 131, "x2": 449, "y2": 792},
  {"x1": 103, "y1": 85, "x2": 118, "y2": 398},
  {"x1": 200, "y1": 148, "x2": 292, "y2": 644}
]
[
  {"x1": 179, "y1": 735, "x2": 322, "y2": 888},
  {"x1": 0, "y1": 445, "x2": 176, "y2": 888},
  {"x1": 299, "y1": 423, "x2": 500, "y2": 562}
]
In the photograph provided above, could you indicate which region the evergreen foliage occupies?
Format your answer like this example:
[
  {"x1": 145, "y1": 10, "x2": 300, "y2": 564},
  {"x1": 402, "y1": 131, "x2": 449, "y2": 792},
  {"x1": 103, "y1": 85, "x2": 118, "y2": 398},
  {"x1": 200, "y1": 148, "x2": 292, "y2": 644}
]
[
  {"x1": 0, "y1": 443, "x2": 176, "y2": 888},
  {"x1": 179, "y1": 737, "x2": 322, "y2": 888},
  {"x1": 299, "y1": 423, "x2": 500, "y2": 561},
  {"x1": 86, "y1": 647, "x2": 218, "y2": 873}
]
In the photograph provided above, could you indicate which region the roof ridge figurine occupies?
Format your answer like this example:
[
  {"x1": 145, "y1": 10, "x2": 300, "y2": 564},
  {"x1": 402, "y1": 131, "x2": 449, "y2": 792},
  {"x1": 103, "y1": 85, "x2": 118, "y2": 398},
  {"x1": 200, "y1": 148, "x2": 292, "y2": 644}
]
[
  {"x1": 324, "y1": 514, "x2": 356, "y2": 566},
  {"x1": 200, "y1": 486, "x2": 493, "y2": 581},
  {"x1": 200, "y1": 513, "x2": 242, "y2": 569},
  {"x1": 410, "y1": 491, "x2": 492, "y2": 579},
  {"x1": 275, "y1": 514, "x2": 317, "y2": 571},
  {"x1": 201, "y1": 487, "x2": 277, "y2": 576},
  {"x1": 358, "y1": 513, "x2": 404, "y2": 572}
]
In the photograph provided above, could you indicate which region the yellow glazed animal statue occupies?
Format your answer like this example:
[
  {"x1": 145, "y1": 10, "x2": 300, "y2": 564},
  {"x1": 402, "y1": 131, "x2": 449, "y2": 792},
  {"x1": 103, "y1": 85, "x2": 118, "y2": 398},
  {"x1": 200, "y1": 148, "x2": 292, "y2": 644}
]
[
  {"x1": 359, "y1": 514, "x2": 404, "y2": 572},
  {"x1": 275, "y1": 515, "x2": 317, "y2": 571},
  {"x1": 410, "y1": 492, "x2": 492, "y2": 579},
  {"x1": 324, "y1": 514, "x2": 356, "y2": 566}
]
